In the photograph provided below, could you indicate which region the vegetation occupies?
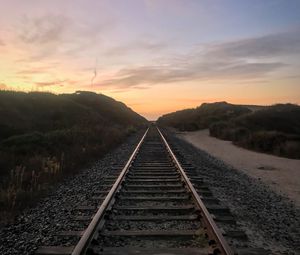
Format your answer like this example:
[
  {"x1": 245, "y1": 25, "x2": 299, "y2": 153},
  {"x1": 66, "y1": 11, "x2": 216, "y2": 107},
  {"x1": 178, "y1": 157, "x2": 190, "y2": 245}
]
[
  {"x1": 158, "y1": 102, "x2": 300, "y2": 159},
  {"x1": 157, "y1": 102, "x2": 251, "y2": 131},
  {"x1": 0, "y1": 90, "x2": 147, "y2": 223}
]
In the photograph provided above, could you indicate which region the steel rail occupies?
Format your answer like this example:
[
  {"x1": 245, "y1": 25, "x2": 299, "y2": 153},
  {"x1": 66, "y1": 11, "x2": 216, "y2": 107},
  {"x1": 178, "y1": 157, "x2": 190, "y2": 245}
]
[
  {"x1": 71, "y1": 128, "x2": 149, "y2": 255},
  {"x1": 157, "y1": 127, "x2": 234, "y2": 255}
]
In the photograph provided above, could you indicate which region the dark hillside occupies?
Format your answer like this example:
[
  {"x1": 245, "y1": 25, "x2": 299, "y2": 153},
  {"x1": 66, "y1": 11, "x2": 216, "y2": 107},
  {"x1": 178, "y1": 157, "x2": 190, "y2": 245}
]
[
  {"x1": 0, "y1": 91, "x2": 145, "y2": 140},
  {"x1": 234, "y1": 104, "x2": 300, "y2": 135},
  {"x1": 157, "y1": 102, "x2": 250, "y2": 131},
  {"x1": 61, "y1": 91, "x2": 145, "y2": 127},
  {"x1": 0, "y1": 90, "x2": 147, "y2": 222},
  {"x1": 210, "y1": 104, "x2": 300, "y2": 158},
  {"x1": 158, "y1": 102, "x2": 300, "y2": 159}
]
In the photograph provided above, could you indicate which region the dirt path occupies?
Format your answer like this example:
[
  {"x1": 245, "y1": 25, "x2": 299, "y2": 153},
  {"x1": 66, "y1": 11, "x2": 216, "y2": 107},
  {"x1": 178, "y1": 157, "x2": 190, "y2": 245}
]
[{"x1": 178, "y1": 129, "x2": 300, "y2": 207}]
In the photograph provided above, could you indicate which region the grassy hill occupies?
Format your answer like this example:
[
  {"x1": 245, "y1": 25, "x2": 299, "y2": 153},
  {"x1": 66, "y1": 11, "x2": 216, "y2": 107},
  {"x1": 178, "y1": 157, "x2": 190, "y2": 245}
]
[
  {"x1": 0, "y1": 90, "x2": 147, "y2": 221},
  {"x1": 234, "y1": 104, "x2": 300, "y2": 135},
  {"x1": 157, "y1": 102, "x2": 251, "y2": 131},
  {"x1": 210, "y1": 104, "x2": 300, "y2": 159},
  {"x1": 0, "y1": 91, "x2": 145, "y2": 140},
  {"x1": 158, "y1": 102, "x2": 300, "y2": 159}
]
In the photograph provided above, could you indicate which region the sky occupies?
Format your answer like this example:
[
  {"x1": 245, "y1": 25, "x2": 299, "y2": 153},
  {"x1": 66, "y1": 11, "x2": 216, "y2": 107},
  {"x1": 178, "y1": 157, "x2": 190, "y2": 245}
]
[{"x1": 0, "y1": 0, "x2": 300, "y2": 119}]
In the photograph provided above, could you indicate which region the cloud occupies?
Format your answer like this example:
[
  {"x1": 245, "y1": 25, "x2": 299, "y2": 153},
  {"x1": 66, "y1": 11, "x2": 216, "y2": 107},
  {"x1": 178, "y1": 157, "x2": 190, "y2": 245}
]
[
  {"x1": 15, "y1": 14, "x2": 72, "y2": 61},
  {"x1": 206, "y1": 28, "x2": 300, "y2": 59},
  {"x1": 18, "y1": 14, "x2": 68, "y2": 44},
  {"x1": 0, "y1": 38, "x2": 4, "y2": 46},
  {"x1": 16, "y1": 13, "x2": 111, "y2": 61},
  {"x1": 34, "y1": 80, "x2": 66, "y2": 87},
  {"x1": 17, "y1": 65, "x2": 56, "y2": 75},
  {"x1": 104, "y1": 40, "x2": 167, "y2": 57},
  {"x1": 98, "y1": 29, "x2": 299, "y2": 89},
  {"x1": 101, "y1": 62, "x2": 285, "y2": 89}
]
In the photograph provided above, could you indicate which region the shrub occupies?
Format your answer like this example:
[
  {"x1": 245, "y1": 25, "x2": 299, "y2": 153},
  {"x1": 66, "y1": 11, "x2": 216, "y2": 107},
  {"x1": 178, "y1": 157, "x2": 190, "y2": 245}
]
[
  {"x1": 237, "y1": 131, "x2": 287, "y2": 154},
  {"x1": 231, "y1": 127, "x2": 251, "y2": 142},
  {"x1": 209, "y1": 121, "x2": 233, "y2": 140},
  {"x1": 281, "y1": 141, "x2": 300, "y2": 159}
]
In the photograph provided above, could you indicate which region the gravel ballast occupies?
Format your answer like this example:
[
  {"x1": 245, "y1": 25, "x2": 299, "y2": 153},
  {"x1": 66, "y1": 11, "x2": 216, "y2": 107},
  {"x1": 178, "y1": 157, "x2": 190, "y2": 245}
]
[
  {"x1": 0, "y1": 130, "x2": 144, "y2": 255},
  {"x1": 1, "y1": 128, "x2": 299, "y2": 255},
  {"x1": 167, "y1": 131, "x2": 300, "y2": 254}
]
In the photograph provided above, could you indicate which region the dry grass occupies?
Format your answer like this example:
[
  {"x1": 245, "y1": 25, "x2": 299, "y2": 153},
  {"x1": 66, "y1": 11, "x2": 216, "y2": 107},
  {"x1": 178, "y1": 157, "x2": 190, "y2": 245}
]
[{"x1": 0, "y1": 157, "x2": 63, "y2": 223}]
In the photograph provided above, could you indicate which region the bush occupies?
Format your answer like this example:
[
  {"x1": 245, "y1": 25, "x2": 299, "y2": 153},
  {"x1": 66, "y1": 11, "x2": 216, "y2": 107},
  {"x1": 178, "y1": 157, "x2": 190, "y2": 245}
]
[
  {"x1": 209, "y1": 121, "x2": 233, "y2": 140},
  {"x1": 235, "y1": 104, "x2": 300, "y2": 135},
  {"x1": 231, "y1": 127, "x2": 251, "y2": 142},
  {"x1": 281, "y1": 141, "x2": 300, "y2": 159},
  {"x1": 237, "y1": 131, "x2": 287, "y2": 154}
]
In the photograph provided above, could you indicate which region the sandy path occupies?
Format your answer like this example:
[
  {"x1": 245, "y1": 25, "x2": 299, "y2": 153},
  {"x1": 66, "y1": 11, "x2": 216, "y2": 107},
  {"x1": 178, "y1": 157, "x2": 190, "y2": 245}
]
[{"x1": 178, "y1": 129, "x2": 300, "y2": 207}]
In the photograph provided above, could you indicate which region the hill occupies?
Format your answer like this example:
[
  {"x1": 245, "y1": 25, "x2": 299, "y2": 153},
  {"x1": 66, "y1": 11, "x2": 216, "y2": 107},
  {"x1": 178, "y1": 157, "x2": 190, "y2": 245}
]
[
  {"x1": 0, "y1": 90, "x2": 147, "y2": 221},
  {"x1": 0, "y1": 91, "x2": 145, "y2": 140},
  {"x1": 158, "y1": 102, "x2": 300, "y2": 159},
  {"x1": 210, "y1": 104, "x2": 300, "y2": 158},
  {"x1": 157, "y1": 102, "x2": 251, "y2": 131}
]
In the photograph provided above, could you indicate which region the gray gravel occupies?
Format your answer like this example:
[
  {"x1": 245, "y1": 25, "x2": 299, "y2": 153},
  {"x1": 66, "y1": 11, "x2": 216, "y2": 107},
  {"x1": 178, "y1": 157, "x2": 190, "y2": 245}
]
[
  {"x1": 167, "y1": 130, "x2": 300, "y2": 255},
  {"x1": 1, "y1": 127, "x2": 299, "y2": 255},
  {"x1": 105, "y1": 220, "x2": 201, "y2": 231},
  {"x1": 0, "y1": 130, "x2": 144, "y2": 255}
]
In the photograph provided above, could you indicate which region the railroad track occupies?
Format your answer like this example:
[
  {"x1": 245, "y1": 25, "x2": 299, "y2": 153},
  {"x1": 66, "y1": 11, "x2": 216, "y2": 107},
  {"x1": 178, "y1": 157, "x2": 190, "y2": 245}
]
[{"x1": 36, "y1": 126, "x2": 254, "y2": 255}]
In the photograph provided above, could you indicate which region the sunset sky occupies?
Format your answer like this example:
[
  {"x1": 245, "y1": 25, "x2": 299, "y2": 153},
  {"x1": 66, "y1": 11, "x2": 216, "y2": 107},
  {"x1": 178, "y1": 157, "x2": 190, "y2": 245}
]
[{"x1": 0, "y1": 0, "x2": 300, "y2": 119}]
